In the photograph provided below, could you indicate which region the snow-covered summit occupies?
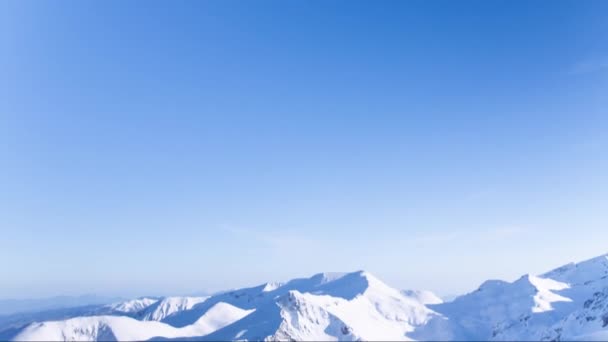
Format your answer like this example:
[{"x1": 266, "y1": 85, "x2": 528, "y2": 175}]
[
  {"x1": 541, "y1": 253, "x2": 608, "y2": 285},
  {"x1": 138, "y1": 297, "x2": 208, "y2": 321},
  {"x1": 413, "y1": 253, "x2": 608, "y2": 341},
  {"x1": 105, "y1": 297, "x2": 159, "y2": 314},
  {"x1": 261, "y1": 282, "x2": 283, "y2": 292},
  {"x1": 199, "y1": 271, "x2": 438, "y2": 341},
  {"x1": 161, "y1": 270, "x2": 402, "y2": 328},
  {"x1": 401, "y1": 289, "x2": 443, "y2": 305}
]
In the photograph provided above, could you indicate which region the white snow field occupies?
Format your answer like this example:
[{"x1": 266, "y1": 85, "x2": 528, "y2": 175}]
[
  {"x1": 138, "y1": 297, "x2": 209, "y2": 321},
  {"x1": 3, "y1": 253, "x2": 608, "y2": 341}
]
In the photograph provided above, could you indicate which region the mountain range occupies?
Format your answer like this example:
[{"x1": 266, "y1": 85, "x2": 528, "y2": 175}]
[{"x1": 2, "y1": 253, "x2": 608, "y2": 341}]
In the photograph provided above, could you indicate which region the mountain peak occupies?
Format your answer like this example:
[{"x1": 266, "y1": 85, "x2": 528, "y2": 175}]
[
  {"x1": 541, "y1": 253, "x2": 608, "y2": 285},
  {"x1": 106, "y1": 297, "x2": 159, "y2": 314},
  {"x1": 401, "y1": 289, "x2": 443, "y2": 305},
  {"x1": 261, "y1": 282, "x2": 283, "y2": 292},
  {"x1": 139, "y1": 296, "x2": 208, "y2": 321}
]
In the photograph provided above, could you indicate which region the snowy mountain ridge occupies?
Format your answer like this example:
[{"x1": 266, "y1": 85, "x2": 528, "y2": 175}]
[{"x1": 2, "y1": 253, "x2": 608, "y2": 341}]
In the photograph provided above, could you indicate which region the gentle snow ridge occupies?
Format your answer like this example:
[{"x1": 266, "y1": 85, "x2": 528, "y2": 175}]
[
  {"x1": 12, "y1": 302, "x2": 253, "y2": 342},
  {"x1": 139, "y1": 297, "x2": 208, "y2": 321}
]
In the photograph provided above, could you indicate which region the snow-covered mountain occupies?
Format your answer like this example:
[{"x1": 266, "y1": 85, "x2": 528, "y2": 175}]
[
  {"x1": 197, "y1": 271, "x2": 437, "y2": 341},
  {"x1": 2, "y1": 253, "x2": 608, "y2": 341},
  {"x1": 105, "y1": 297, "x2": 160, "y2": 314},
  {"x1": 401, "y1": 290, "x2": 444, "y2": 305},
  {"x1": 8, "y1": 302, "x2": 253, "y2": 342},
  {"x1": 137, "y1": 297, "x2": 209, "y2": 321},
  {"x1": 413, "y1": 253, "x2": 608, "y2": 341}
]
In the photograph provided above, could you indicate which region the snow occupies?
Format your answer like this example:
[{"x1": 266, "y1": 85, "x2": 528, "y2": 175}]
[
  {"x1": 401, "y1": 289, "x2": 444, "y2": 305},
  {"x1": 198, "y1": 271, "x2": 438, "y2": 341},
  {"x1": 11, "y1": 303, "x2": 253, "y2": 341},
  {"x1": 414, "y1": 253, "x2": 608, "y2": 341},
  {"x1": 5, "y1": 252, "x2": 608, "y2": 341},
  {"x1": 184, "y1": 302, "x2": 254, "y2": 337},
  {"x1": 105, "y1": 298, "x2": 159, "y2": 314},
  {"x1": 527, "y1": 275, "x2": 571, "y2": 313},
  {"x1": 138, "y1": 297, "x2": 208, "y2": 321},
  {"x1": 261, "y1": 282, "x2": 283, "y2": 292},
  {"x1": 13, "y1": 316, "x2": 180, "y2": 341},
  {"x1": 541, "y1": 254, "x2": 608, "y2": 285}
]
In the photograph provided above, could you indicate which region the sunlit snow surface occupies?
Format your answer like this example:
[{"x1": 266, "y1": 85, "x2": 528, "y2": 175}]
[{"x1": 2, "y1": 254, "x2": 608, "y2": 341}]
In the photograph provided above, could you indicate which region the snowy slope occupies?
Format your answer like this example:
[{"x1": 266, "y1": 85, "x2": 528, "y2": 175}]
[
  {"x1": 490, "y1": 254, "x2": 608, "y2": 341},
  {"x1": 412, "y1": 253, "x2": 608, "y2": 341},
  {"x1": 10, "y1": 303, "x2": 253, "y2": 341},
  {"x1": 138, "y1": 297, "x2": 208, "y2": 321},
  {"x1": 105, "y1": 297, "x2": 159, "y2": 314},
  {"x1": 12, "y1": 316, "x2": 181, "y2": 341},
  {"x1": 401, "y1": 289, "x2": 443, "y2": 305},
  {"x1": 4, "y1": 253, "x2": 608, "y2": 341},
  {"x1": 161, "y1": 272, "x2": 364, "y2": 327}
]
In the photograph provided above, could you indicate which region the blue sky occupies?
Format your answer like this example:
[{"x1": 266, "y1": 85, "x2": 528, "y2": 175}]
[{"x1": 1, "y1": 1, "x2": 607, "y2": 299}]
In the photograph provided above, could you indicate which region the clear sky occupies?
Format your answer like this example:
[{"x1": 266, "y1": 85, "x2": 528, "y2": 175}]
[{"x1": 1, "y1": 1, "x2": 607, "y2": 300}]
